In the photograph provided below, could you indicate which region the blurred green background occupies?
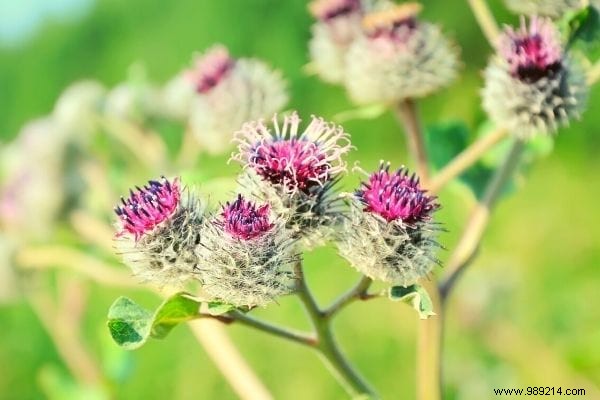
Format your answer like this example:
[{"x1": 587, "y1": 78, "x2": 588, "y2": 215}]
[{"x1": 1, "y1": 0, "x2": 599, "y2": 399}]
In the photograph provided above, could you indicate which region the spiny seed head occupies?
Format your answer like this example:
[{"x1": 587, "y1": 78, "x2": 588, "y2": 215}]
[
  {"x1": 309, "y1": 0, "x2": 362, "y2": 21},
  {"x1": 232, "y1": 112, "x2": 351, "y2": 247},
  {"x1": 504, "y1": 0, "x2": 585, "y2": 19},
  {"x1": 344, "y1": 2, "x2": 459, "y2": 104},
  {"x1": 356, "y1": 162, "x2": 439, "y2": 224},
  {"x1": 220, "y1": 194, "x2": 274, "y2": 240},
  {"x1": 499, "y1": 17, "x2": 562, "y2": 82},
  {"x1": 186, "y1": 45, "x2": 235, "y2": 94},
  {"x1": 232, "y1": 112, "x2": 351, "y2": 195},
  {"x1": 114, "y1": 188, "x2": 205, "y2": 288},
  {"x1": 194, "y1": 197, "x2": 299, "y2": 308},
  {"x1": 337, "y1": 162, "x2": 441, "y2": 286},
  {"x1": 114, "y1": 177, "x2": 180, "y2": 240},
  {"x1": 483, "y1": 18, "x2": 588, "y2": 139}
]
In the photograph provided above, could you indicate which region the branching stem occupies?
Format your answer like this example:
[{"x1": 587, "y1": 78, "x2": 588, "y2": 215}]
[
  {"x1": 395, "y1": 99, "x2": 430, "y2": 185},
  {"x1": 466, "y1": 0, "x2": 500, "y2": 46}
]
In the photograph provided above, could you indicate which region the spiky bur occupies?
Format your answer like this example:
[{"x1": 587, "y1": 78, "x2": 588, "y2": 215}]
[
  {"x1": 344, "y1": 2, "x2": 459, "y2": 104},
  {"x1": 162, "y1": 45, "x2": 288, "y2": 154},
  {"x1": 482, "y1": 17, "x2": 588, "y2": 139},
  {"x1": 504, "y1": 0, "x2": 584, "y2": 19},
  {"x1": 337, "y1": 163, "x2": 441, "y2": 287},
  {"x1": 194, "y1": 195, "x2": 298, "y2": 308},
  {"x1": 231, "y1": 112, "x2": 352, "y2": 248},
  {"x1": 114, "y1": 177, "x2": 205, "y2": 288},
  {"x1": 308, "y1": 0, "x2": 364, "y2": 84}
]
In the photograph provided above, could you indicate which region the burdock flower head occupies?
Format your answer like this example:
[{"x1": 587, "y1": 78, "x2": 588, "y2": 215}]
[
  {"x1": 114, "y1": 177, "x2": 205, "y2": 288},
  {"x1": 337, "y1": 162, "x2": 440, "y2": 287},
  {"x1": 308, "y1": 0, "x2": 364, "y2": 84},
  {"x1": 232, "y1": 112, "x2": 352, "y2": 247},
  {"x1": 504, "y1": 0, "x2": 585, "y2": 19},
  {"x1": 194, "y1": 194, "x2": 298, "y2": 308},
  {"x1": 344, "y1": 1, "x2": 459, "y2": 104},
  {"x1": 482, "y1": 17, "x2": 587, "y2": 139},
  {"x1": 162, "y1": 45, "x2": 288, "y2": 154}
]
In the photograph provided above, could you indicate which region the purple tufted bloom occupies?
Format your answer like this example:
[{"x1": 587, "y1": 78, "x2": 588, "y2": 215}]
[
  {"x1": 356, "y1": 163, "x2": 438, "y2": 225},
  {"x1": 233, "y1": 112, "x2": 351, "y2": 195},
  {"x1": 309, "y1": 0, "x2": 362, "y2": 21},
  {"x1": 221, "y1": 194, "x2": 274, "y2": 240},
  {"x1": 362, "y1": 2, "x2": 422, "y2": 44},
  {"x1": 499, "y1": 17, "x2": 562, "y2": 82},
  {"x1": 186, "y1": 46, "x2": 235, "y2": 94},
  {"x1": 114, "y1": 177, "x2": 181, "y2": 240}
]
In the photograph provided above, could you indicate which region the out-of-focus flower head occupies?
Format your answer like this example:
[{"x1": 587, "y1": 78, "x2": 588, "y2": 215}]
[
  {"x1": 337, "y1": 162, "x2": 441, "y2": 287},
  {"x1": 114, "y1": 177, "x2": 205, "y2": 288},
  {"x1": 52, "y1": 80, "x2": 106, "y2": 143},
  {"x1": 504, "y1": 0, "x2": 585, "y2": 19},
  {"x1": 194, "y1": 194, "x2": 298, "y2": 308},
  {"x1": 104, "y1": 81, "x2": 163, "y2": 123},
  {"x1": 308, "y1": 0, "x2": 364, "y2": 83},
  {"x1": 344, "y1": 1, "x2": 459, "y2": 104},
  {"x1": 162, "y1": 45, "x2": 288, "y2": 155},
  {"x1": 0, "y1": 118, "x2": 67, "y2": 240},
  {"x1": 483, "y1": 17, "x2": 588, "y2": 139},
  {"x1": 232, "y1": 112, "x2": 352, "y2": 247}
]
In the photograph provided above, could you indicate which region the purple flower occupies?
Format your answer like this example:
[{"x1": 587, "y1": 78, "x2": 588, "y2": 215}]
[
  {"x1": 220, "y1": 194, "x2": 274, "y2": 240},
  {"x1": 114, "y1": 177, "x2": 181, "y2": 240},
  {"x1": 186, "y1": 46, "x2": 235, "y2": 94},
  {"x1": 309, "y1": 0, "x2": 362, "y2": 21},
  {"x1": 499, "y1": 17, "x2": 562, "y2": 82},
  {"x1": 356, "y1": 163, "x2": 438, "y2": 225},
  {"x1": 233, "y1": 112, "x2": 351, "y2": 194}
]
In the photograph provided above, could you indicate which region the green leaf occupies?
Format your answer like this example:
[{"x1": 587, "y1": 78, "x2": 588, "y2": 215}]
[
  {"x1": 206, "y1": 301, "x2": 236, "y2": 316},
  {"x1": 333, "y1": 104, "x2": 386, "y2": 123},
  {"x1": 565, "y1": 6, "x2": 600, "y2": 47},
  {"x1": 107, "y1": 297, "x2": 153, "y2": 350},
  {"x1": 389, "y1": 284, "x2": 436, "y2": 320},
  {"x1": 151, "y1": 293, "x2": 202, "y2": 339},
  {"x1": 107, "y1": 293, "x2": 201, "y2": 350}
]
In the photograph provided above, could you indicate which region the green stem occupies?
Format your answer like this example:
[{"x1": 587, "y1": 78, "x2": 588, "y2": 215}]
[
  {"x1": 323, "y1": 275, "x2": 373, "y2": 319},
  {"x1": 394, "y1": 99, "x2": 430, "y2": 185},
  {"x1": 294, "y1": 263, "x2": 378, "y2": 398},
  {"x1": 227, "y1": 310, "x2": 317, "y2": 348},
  {"x1": 439, "y1": 139, "x2": 525, "y2": 299}
]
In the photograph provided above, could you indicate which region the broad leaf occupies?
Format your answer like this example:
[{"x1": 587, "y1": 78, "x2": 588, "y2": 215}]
[
  {"x1": 425, "y1": 121, "x2": 495, "y2": 199},
  {"x1": 565, "y1": 6, "x2": 600, "y2": 48},
  {"x1": 389, "y1": 284, "x2": 436, "y2": 320},
  {"x1": 107, "y1": 292, "x2": 201, "y2": 350}
]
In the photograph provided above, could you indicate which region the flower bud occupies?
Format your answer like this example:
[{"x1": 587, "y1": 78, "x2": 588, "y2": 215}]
[
  {"x1": 482, "y1": 17, "x2": 587, "y2": 139},
  {"x1": 163, "y1": 45, "x2": 288, "y2": 154},
  {"x1": 231, "y1": 112, "x2": 352, "y2": 248},
  {"x1": 337, "y1": 162, "x2": 440, "y2": 286},
  {"x1": 194, "y1": 195, "x2": 298, "y2": 308},
  {"x1": 308, "y1": 0, "x2": 364, "y2": 83},
  {"x1": 114, "y1": 177, "x2": 205, "y2": 288},
  {"x1": 344, "y1": 2, "x2": 459, "y2": 104},
  {"x1": 504, "y1": 0, "x2": 585, "y2": 18}
]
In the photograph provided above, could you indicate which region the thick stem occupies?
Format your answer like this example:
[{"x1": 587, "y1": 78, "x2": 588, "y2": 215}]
[
  {"x1": 323, "y1": 275, "x2": 373, "y2": 319},
  {"x1": 466, "y1": 0, "x2": 500, "y2": 46},
  {"x1": 416, "y1": 281, "x2": 443, "y2": 400},
  {"x1": 395, "y1": 99, "x2": 430, "y2": 184},
  {"x1": 228, "y1": 310, "x2": 317, "y2": 348},
  {"x1": 428, "y1": 127, "x2": 508, "y2": 195},
  {"x1": 294, "y1": 263, "x2": 378, "y2": 398},
  {"x1": 439, "y1": 139, "x2": 525, "y2": 299}
]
